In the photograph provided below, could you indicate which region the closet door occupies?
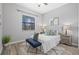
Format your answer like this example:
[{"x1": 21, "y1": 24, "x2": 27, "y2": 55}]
[
  {"x1": 0, "y1": 3, "x2": 2, "y2": 54},
  {"x1": 78, "y1": 4, "x2": 79, "y2": 48}
]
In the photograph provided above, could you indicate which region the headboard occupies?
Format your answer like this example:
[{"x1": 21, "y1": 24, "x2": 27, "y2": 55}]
[{"x1": 45, "y1": 25, "x2": 59, "y2": 35}]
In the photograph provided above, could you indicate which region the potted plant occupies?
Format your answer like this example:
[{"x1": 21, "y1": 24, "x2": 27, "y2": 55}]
[{"x1": 2, "y1": 35, "x2": 11, "y2": 47}]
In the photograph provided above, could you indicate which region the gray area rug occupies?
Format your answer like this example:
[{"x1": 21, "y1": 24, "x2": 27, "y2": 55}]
[{"x1": 46, "y1": 46, "x2": 72, "y2": 55}]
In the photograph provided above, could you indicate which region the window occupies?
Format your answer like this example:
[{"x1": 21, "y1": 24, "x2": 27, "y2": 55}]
[{"x1": 22, "y1": 15, "x2": 35, "y2": 30}]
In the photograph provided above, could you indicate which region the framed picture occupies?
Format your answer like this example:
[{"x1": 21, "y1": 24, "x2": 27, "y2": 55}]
[
  {"x1": 22, "y1": 15, "x2": 35, "y2": 30},
  {"x1": 50, "y1": 17, "x2": 59, "y2": 26}
]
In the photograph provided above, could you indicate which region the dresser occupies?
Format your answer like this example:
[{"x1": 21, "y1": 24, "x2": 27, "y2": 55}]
[{"x1": 60, "y1": 34, "x2": 72, "y2": 45}]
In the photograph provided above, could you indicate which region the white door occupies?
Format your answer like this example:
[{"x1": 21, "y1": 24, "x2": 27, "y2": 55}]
[
  {"x1": 78, "y1": 4, "x2": 79, "y2": 48},
  {"x1": 0, "y1": 3, "x2": 2, "y2": 54}
]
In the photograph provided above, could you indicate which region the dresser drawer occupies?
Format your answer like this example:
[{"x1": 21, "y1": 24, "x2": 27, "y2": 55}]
[{"x1": 60, "y1": 35, "x2": 72, "y2": 45}]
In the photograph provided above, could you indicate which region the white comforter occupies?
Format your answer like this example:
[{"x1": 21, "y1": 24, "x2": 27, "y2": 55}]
[{"x1": 38, "y1": 34, "x2": 61, "y2": 53}]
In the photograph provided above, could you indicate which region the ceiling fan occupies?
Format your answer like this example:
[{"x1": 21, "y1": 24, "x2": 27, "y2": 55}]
[{"x1": 38, "y1": 3, "x2": 48, "y2": 7}]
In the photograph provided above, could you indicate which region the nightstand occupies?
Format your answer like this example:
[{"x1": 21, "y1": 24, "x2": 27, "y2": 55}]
[{"x1": 60, "y1": 34, "x2": 72, "y2": 45}]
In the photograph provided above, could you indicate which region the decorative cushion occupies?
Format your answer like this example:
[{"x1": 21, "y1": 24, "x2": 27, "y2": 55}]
[
  {"x1": 33, "y1": 33, "x2": 39, "y2": 40},
  {"x1": 45, "y1": 30, "x2": 57, "y2": 35},
  {"x1": 26, "y1": 38, "x2": 41, "y2": 48}
]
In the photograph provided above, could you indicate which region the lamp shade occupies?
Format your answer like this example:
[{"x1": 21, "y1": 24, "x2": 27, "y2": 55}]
[{"x1": 63, "y1": 24, "x2": 71, "y2": 35}]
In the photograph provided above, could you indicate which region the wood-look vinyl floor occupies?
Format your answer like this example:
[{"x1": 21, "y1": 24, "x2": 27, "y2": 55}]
[{"x1": 1, "y1": 42, "x2": 79, "y2": 55}]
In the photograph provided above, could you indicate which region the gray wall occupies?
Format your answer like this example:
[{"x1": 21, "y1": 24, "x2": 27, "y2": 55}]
[
  {"x1": 3, "y1": 3, "x2": 42, "y2": 42},
  {"x1": 0, "y1": 3, "x2": 2, "y2": 54},
  {"x1": 2, "y1": 3, "x2": 79, "y2": 47},
  {"x1": 43, "y1": 4, "x2": 78, "y2": 46}
]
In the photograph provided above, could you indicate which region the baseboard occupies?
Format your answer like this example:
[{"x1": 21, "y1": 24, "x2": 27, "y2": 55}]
[
  {"x1": 72, "y1": 43, "x2": 78, "y2": 47},
  {"x1": 4, "y1": 40, "x2": 25, "y2": 46}
]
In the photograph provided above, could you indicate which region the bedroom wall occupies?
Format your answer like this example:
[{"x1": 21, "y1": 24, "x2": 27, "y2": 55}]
[
  {"x1": 2, "y1": 3, "x2": 42, "y2": 42},
  {"x1": 43, "y1": 3, "x2": 78, "y2": 46},
  {"x1": 0, "y1": 3, "x2": 2, "y2": 54},
  {"x1": 2, "y1": 3, "x2": 79, "y2": 47}
]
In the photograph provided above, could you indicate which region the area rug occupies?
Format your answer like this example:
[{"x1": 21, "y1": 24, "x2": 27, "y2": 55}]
[
  {"x1": 46, "y1": 46, "x2": 72, "y2": 55},
  {"x1": 17, "y1": 43, "x2": 72, "y2": 55}
]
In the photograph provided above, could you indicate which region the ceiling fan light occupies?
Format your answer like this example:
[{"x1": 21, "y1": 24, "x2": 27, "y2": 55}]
[
  {"x1": 38, "y1": 5, "x2": 40, "y2": 7},
  {"x1": 37, "y1": 3, "x2": 48, "y2": 7}
]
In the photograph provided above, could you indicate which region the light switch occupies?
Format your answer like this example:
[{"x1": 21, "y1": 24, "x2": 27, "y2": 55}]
[{"x1": 0, "y1": 14, "x2": 1, "y2": 25}]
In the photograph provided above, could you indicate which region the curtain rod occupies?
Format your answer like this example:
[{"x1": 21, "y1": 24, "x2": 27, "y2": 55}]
[{"x1": 16, "y1": 9, "x2": 38, "y2": 17}]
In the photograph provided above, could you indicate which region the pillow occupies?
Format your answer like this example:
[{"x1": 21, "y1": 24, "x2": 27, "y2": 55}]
[
  {"x1": 44, "y1": 30, "x2": 48, "y2": 35},
  {"x1": 45, "y1": 30, "x2": 57, "y2": 35},
  {"x1": 33, "y1": 33, "x2": 39, "y2": 40},
  {"x1": 49, "y1": 30, "x2": 56, "y2": 35}
]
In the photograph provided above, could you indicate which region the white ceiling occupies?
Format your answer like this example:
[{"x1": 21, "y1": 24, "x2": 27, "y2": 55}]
[{"x1": 18, "y1": 3, "x2": 66, "y2": 14}]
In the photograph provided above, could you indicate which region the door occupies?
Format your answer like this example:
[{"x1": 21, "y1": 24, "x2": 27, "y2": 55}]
[{"x1": 0, "y1": 3, "x2": 2, "y2": 54}]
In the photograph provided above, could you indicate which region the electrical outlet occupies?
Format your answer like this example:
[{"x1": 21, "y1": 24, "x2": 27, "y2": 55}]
[
  {"x1": 0, "y1": 22, "x2": 1, "y2": 25},
  {"x1": 0, "y1": 14, "x2": 1, "y2": 19}
]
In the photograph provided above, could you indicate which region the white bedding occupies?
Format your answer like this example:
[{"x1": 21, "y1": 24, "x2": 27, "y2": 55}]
[{"x1": 38, "y1": 34, "x2": 61, "y2": 53}]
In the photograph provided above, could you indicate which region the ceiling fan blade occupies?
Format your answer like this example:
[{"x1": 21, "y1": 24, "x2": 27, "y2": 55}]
[
  {"x1": 43, "y1": 3, "x2": 48, "y2": 5},
  {"x1": 38, "y1": 3, "x2": 48, "y2": 7}
]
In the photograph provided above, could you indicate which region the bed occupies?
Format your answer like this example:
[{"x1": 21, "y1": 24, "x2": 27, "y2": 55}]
[{"x1": 38, "y1": 34, "x2": 61, "y2": 53}]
